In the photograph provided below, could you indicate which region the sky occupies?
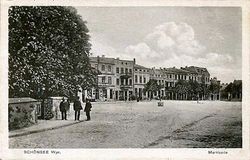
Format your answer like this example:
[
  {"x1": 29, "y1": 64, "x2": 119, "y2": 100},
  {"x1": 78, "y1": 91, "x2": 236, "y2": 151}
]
[{"x1": 76, "y1": 7, "x2": 242, "y2": 83}]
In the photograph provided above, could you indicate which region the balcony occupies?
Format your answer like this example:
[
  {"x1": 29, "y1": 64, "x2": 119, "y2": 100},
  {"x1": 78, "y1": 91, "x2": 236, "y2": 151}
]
[
  {"x1": 120, "y1": 84, "x2": 133, "y2": 90},
  {"x1": 97, "y1": 82, "x2": 115, "y2": 88},
  {"x1": 120, "y1": 72, "x2": 132, "y2": 79}
]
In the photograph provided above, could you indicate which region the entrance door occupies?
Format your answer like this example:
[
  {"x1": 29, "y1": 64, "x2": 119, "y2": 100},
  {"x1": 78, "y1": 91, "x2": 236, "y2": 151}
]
[
  {"x1": 115, "y1": 91, "x2": 118, "y2": 100},
  {"x1": 110, "y1": 89, "x2": 113, "y2": 99},
  {"x1": 124, "y1": 91, "x2": 128, "y2": 101}
]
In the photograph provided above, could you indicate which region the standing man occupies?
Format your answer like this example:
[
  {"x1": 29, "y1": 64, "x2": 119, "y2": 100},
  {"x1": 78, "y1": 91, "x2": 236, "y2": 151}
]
[
  {"x1": 65, "y1": 99, "x2": 70, "y2": 117},
  {"x1": 59, "y1": 97, "x2": 67, "y2": 120},
  {"x1": 73, "y1": 96, "x2": 82, "y2": 121},
  {"x1": 84, "y1": 99, "x2": 92, "y2": 121}
]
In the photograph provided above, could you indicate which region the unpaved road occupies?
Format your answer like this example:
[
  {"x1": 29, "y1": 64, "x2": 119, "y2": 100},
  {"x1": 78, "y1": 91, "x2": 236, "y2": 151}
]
[{"x1": 9, "y1": 100, "x2": 242, "y2": 148}]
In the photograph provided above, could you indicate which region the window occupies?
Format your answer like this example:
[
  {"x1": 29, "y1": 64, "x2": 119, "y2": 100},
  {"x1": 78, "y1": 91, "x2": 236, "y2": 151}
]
[
  {"x1": 139, "y1": 76, "x2": 142, "y2": 83},
  {"x1": 144, "y1": 77, "x2": 146, "y2": 83},
  {"x1": 102, "y1": 77, "x2": 106, "y2": 83},
  {"x1": 125, "y1": 79, "x2": 128, "y2": 85},
  {"x1": 121, "y1": 68, "x2": 124, "y2": 74},
  {"x1": 135, "y1": 75, "x2": 138, "y2": 83},
  {"x1": 95, "y1": 64, "x2": 98, "y2": 69},
  {"x1": 125, "y1": 68, "x2": 128, "y2": 73},
  {"x1": 101, "y1": 65, "x2": 105, "y2": 71},
  {"x1": 116, "y1": 78, "x2": 119, "y2": 85},
  {"x1": 129, "y1": 79, "x2": 132, "y2": 85},
  {"x1": 170, "y1": 74, "x2": 172, "y2": 79},
  {"x1": 108, "y1": 65, "x2": 111, "y2": 72},
  {"x1": 129, "y1": 69, "x2": 132, "y2": 73},
  {"x1": 135, "y1": 69, "x2": 137, "y2": 71},
  {"x1": 116, "y1": 67, "x2": 119, "y2": 73},
  {"x1": 108, "y1": 77, "x2": 112, "y2": 84}
]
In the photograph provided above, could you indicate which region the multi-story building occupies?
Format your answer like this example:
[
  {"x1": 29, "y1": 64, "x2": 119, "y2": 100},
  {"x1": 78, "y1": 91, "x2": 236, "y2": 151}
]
[
  {"x1": 114, "y1": 58, "x2": 134, "y2": 100},
  {"x1": 87, "y1": 55, "x2": 213, "y2": 101},
  {"x1": 181, "y1": 66, "x2": 210, "y2": 86},
  {"x1": 134, "y1": 64, "x2": 150, "y2": 99},
  {"x1": 149, "y1": 68, "x2": 166, "y2": 98},
  {"x1": 163, "y1": 67, "x2": 191, "y2": 100},
  {"x1": 88, "y1": 56, "x2": 116, "y2": 101},
  {"x1": 87, "y1": 56, "x2": 135, "y2": 101}
]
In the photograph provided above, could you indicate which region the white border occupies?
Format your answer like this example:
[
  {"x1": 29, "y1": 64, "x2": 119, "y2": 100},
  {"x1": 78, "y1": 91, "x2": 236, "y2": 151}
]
[{"x1": 1, "y1": 0, "x2": 249, "y2": 160}]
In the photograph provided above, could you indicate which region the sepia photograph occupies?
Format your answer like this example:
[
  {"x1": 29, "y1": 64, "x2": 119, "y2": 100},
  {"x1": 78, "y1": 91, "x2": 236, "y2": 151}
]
[{"x1": 7, "y1": 6, "x2": 243, "y2": 150}]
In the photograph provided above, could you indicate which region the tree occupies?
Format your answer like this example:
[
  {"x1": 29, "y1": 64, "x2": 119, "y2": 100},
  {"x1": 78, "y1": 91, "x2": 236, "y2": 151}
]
[
  {"x1": 144, "y1": 79, "x2": 163, "y2": 98},
  {"x1": 231, "y1": 80, "x2": 242, "y2": 99},
  {"x1": 188, "y1": 80, "x2": 202, "y2": 100},
  {"x1": 9, "y1": 6, "x2": 97, "y2": 98},
  {"x1": 174, "y1": 80, "x2": 190, "y2": 100},
  {"x1": 209, "y1": 81, "x2": 220, "y2": 94},
  {"x1": 221, "y1": 80, "x2": 242, "y2": 100}
]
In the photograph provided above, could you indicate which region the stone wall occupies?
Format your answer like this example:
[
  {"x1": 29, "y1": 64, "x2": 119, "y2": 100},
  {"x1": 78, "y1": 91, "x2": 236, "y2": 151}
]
[{"x1": 9, "y1": 98, "x2": 40, "y2": 130}]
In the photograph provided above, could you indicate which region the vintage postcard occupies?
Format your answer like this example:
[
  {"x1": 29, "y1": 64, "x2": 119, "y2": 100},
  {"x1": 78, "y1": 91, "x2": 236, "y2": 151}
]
[{"x1": 0, "y1": 0, "x2": 249, "y2": 160}]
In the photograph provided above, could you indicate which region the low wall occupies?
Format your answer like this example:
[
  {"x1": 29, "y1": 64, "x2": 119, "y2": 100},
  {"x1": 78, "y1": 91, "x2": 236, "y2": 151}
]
[
  {"x1": 50, "y1": 97, "x2": 74, "y2": 120},
  {"x1": 9, "y1": 98, "x2": 40, "y2": 130}
]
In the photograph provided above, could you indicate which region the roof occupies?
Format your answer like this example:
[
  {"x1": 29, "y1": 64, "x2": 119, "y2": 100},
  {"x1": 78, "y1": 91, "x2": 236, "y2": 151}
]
[
  {"x1": 134, "y1": 64, "x2": 149, "y2": 69},
  {"x1": 89, "y1": 57, "x2": 115, "y2": 65},
  {"x1": 150, "y1": 69, "x2": 164, "y2": 75},
  {"x1": 182, "y1": 66, "x2": 210, "y2": 76},
  {"x1": 164, "y1": 67, "x2": 190, "y2": 74},
  {"x1": 9, "y1": 97, "x2": 39, "y2": 104}
]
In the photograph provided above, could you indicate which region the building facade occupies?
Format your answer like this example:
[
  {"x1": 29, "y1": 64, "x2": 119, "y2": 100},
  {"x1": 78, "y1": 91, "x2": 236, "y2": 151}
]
[
  {"x1": 134, "y1": 64, "x2": 150, "y2": 99},
  {"x1": 87, "y1": 56, "x2": 213, "y2": 101}
]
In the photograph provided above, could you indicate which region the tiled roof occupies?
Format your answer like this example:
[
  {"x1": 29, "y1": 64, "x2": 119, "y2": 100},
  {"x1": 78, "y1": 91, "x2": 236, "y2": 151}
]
[
  {"x1": 182, "y1": 66, "x2": 210, "y2": 76},
  {"x1": 9, "y1": 97, "x2": 39, "y2": 104},
  {"x1": 164, "y1": 67, "x2": 190, "y2": 74},
  {"x1": 134, "y1": 64, "x2": 148, "y2": 69},
  {"x1": 89, "y1": 57, "x2": 115, "y2": 64}
]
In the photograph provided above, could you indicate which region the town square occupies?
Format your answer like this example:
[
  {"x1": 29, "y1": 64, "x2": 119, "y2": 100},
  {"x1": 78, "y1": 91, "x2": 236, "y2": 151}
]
[
  {"x1": 7, "y1": 6, "x2": 242, "y2": 149},
  {"x1": 10, "y1": 100, "x2": 241, "y2": 148}
]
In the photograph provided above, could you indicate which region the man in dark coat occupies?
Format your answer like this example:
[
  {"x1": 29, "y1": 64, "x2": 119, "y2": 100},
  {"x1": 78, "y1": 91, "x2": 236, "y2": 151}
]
[
  {"x1": 59, "y1": 97, "x2": 67, "y2": 120},
  {"x1": 73, "y1": 96, "x2": 82, "y2": 121},
  {"x1": 84, "y1": 99, "x2": 92, "y2": 121}
]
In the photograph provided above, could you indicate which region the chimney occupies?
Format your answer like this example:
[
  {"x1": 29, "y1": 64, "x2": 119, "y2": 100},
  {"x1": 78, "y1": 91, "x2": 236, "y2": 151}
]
[{"x1": 133, "y1": 58, "x2": 136, "y2": 64}]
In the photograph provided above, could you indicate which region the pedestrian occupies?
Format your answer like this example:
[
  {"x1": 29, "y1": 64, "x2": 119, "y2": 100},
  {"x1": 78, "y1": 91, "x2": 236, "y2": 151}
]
[
  {"x1": 73, "y1": 96, "x2": 82, "y2": 121},
  {"x1": 65, "y1": 99, "x2": 70, "y2": 116},
  {"x1": 59, "y1": 97, "x2": 67, "y2": 120},
  {"x1": 84, "y1": 99, "x2": 92, "y2": 121}
]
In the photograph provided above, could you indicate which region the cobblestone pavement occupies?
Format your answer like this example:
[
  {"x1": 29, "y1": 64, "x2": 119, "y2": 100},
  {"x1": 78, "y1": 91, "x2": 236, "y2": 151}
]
[{"x1": 9, "y1": 101, "x2": 242, "y2": 148}]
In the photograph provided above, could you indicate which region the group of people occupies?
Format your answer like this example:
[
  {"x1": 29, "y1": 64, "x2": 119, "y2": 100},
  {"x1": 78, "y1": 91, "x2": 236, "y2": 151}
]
[{"x1": 59, "y1": 96, "x2": 92, "y2": 121}]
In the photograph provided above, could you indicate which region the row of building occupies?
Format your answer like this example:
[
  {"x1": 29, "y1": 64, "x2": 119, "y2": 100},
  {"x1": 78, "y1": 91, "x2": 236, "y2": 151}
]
[{"x1": 82, "y1": 55, "x2": 217, "y2": 101}]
